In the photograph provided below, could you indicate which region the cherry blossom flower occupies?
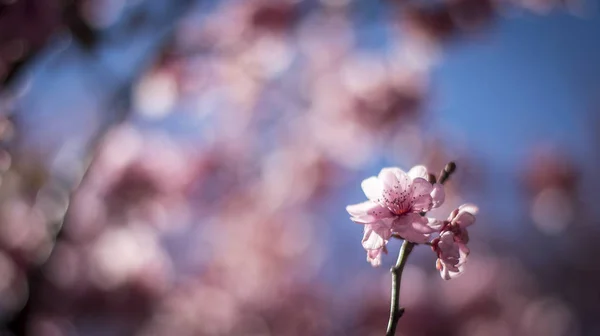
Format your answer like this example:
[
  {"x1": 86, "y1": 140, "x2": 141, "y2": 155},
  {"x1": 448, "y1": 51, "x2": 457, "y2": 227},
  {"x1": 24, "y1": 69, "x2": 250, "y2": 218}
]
[
  {"x1": 434, "y1": 231, "x2": 467, "y2": 280},
  {"x1": 432, "y1": 203, "x2": 478, "y2": 279},
  {"x1": 444, "y1": 203, "x2": 478, "y2": 246},
  {"x1": 346, "y1": 166, "x2": 445, "y2": 265}
]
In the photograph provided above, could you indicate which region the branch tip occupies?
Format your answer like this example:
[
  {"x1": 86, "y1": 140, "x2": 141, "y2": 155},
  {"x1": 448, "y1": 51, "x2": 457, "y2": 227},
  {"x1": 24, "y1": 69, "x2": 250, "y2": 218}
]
[
  {"x1": 438, "y1": 161, "x2": 457, "y2": 185},
  {"x1": 444, "y1": 161, "x2": 456, "y2": 174}
]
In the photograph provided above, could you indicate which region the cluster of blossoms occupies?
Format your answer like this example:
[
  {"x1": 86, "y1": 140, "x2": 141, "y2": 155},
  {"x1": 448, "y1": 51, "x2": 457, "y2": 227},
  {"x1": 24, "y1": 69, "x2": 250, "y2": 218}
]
[{"x1": 346, "y1": 165, "x2": 478, "y2": 279}]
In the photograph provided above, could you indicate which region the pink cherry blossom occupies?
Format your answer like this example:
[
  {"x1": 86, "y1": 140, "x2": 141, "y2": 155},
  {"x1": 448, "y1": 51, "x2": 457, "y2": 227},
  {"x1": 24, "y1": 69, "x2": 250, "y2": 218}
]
[
  {"x1": 434, "y1": 231, "x2": 468, "y2": 280},
  {"x1": 346, "y1": 166, "x2": 445, "y2": 265},
  {"x1": 432, "y1": 203, "x2": 478, "y2": 279},
  {"x1": 360, "y1": 166, "x2": 444, "y2": 215},
  {"x1": 444, "y1": 203, "x2": 478, "y2": 246}
]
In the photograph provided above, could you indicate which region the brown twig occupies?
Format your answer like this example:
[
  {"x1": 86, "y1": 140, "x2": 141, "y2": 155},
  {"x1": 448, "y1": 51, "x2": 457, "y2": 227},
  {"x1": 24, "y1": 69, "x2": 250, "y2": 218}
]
[
  {"x1": 385, "y1": 240, "x2": 414, "y2": 336},
  {"x1": 438, "y1": 161, "x2": 456, "y2": 185}
]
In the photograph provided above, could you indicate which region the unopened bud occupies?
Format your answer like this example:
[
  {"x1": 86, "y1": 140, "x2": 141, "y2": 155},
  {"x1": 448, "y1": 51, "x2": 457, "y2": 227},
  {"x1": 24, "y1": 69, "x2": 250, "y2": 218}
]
[{"x1": 444, "y1": 162, "x2": 456, "y2": 174}]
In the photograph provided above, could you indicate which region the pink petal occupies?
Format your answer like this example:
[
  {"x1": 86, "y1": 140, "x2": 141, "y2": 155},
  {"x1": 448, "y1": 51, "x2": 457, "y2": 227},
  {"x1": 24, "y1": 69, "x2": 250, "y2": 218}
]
[
  {"x1": 361, "y1": 177, "x2": 384, "y2": 201},
  {"x1": 411, "y1": 177, "x2": 433, "y2": 197},
  {"x1": 392, "y1": 214, "x2": 431, "y2": 243},
  {"x1": 346, "y1": 201, "x2": 393, "y2": 224},
  {"x1": 458, "y1": 242, "x2": 470, "y2": 257},
  {"x1": 453, "y1": 264, "x2": 465, "y2": 278},
  {"x1": 439, "y1": 260, "x2": 452, "y2": 280},
  {"x1": 362, "y1": 220, "x2": 392, "y2": 250},
  {"x1": 459, "y1": 203, "x2": 479, "y2": 216},
  {"x1": 447, "y1": 208, "x2": 460, "y2": 221},
  {"x1": 378, "y1": 168, "x2": 400, "y2": 187},
  {"x1": 411, "y1": 215, "x2": 437, "y2": 234},
  {"x1": 375, "y1": 168, "x2": 413, "y2": 214},
  {"x1": 366, "y1": 247, "x2": 386, "y2": 267},
  {"x1": 397, "y1": 228, "x2": 430, "y2": 243},
  {"x1": 439, "y1": 262, "x2": 464, "y2": 280},
  {"x1": 379, "y1": 167, "x2": 411, "y2": 192},
  {"x1": 410, "y1": 178, "x2": 434, "y2": 212},
  {"x1": 439, "y1": 230, "x2": 455, "y2": 242},
  {"x1": 453, "y1": 211, "x2": 476, "y2": 228},
  {"x1": 408, "y1": 165, "x2": 429, "y2": 180},
  {"x1": 455, "y1": 229, "x2": 470, "y2": 244},
  {"x1": 346, "y1": 201, "x2": 376, "y2": 217},
  {"x1": 426, "y1": 217, "x2": 445, "y2": 231},
  {"x1": 456, "y1": 251, "x2": 468, "y2": 270},
  {"x1": 431, "y1": 183, "x2": 445, "y2": 208},
  {"x1": 442, "y1": 255, "x2": 462, "y2": 271},
  {"x1": 411, "y1": 194, "x2": 433, "y2": 212},
  {"x1": 436, "y1": 232, "x2": 468, "y2": 280},
  {"x1": 390, "y1": 213, "x2": 411, "y2": 229},
  {"x1": 362, "y1": 231, "x2": 385, "y2": 250},
  {"x1": 437, "y1": 231, "x2": 460, "y2": 264}
]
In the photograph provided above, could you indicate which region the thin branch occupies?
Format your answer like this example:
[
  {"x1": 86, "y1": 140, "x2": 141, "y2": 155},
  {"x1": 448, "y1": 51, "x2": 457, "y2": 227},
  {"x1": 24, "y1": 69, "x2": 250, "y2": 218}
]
[{"x1": 386, "y1": 240, "x2": 414, "y2": 336}]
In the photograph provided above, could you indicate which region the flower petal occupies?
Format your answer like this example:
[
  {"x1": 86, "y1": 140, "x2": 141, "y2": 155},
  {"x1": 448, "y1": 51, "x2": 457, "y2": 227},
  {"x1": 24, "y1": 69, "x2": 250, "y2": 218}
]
[
  {"x1": 447, "y1": 208, "x2": 460, "y2": 222},
  {"x1": 426, "y1": 217, "x2": 445, "y2": 231},
  {"x1": 374, "y1": 168, "x2": 413, "y2": 214},
  {"x1": 362, "y1": 230, "x2": 385, "y2": 250},
  {"x1": 346, "y1": 201, "x2": 393, "y2": 224},
  {"x1": 431, "y1": 183, "x2": 445, "y2": 208},
  {"x1": 437, "y1": 231, "x2": 460, "y2": 263},
  {"x1": 366, "y1": 247, "x2": 386, "y2": 267},
  {"x1": 398, "y1": 228, "x2": 430, "y2": 244},
  {"x1": 439, "y1": 262, "x2": 464, "y2": 280},
  {"x1": 362, "y1": 220, "x2": 392, "y2": 250},
  {"x1": 439, "y1": 261, "x2": 452, "y2": 280},
  {"x1": 408, "y1": 165, "x2": 429, "y2": 180},
  {"x1": 379, "y1": 168, "x2": 411, "y2": 192},
  {"x1": 411, "y1": 195, "x2": 433, "y2": 213},
  {"x1": 436, "y1": 231, "x2": 468, "y2": 279},
  {"x1": 459, "y1": 203, "x2": 479, "y2": 216},
  {"x1": 411, "y1": 177, "x2": 433, "y2": 196},
  {"x1": 361, "y1": 176, "x2": 384, "y2": 201},
  {"x1": 411, "y1": 215, "x2": 437, "y2": 234},
  {"x1": 392, "y1": 214, "x2": 431, "y2": 243},
  {"x1": 390, "y1": 213, "x2": 411, "y2": 229},
  {"x1": 410, "y1": 178, "x2": 434, "y2": 212},
  {"x1": 453, "y1": 211, "x2": 476, "y2": 228},
  {"x1": 378, "y1": 168, "x2": 400, "y2": 187},
  {"x1": 458, "y1": 242, "x2": 470, "y2": 257},
  {"x1": 346, "y1": 201, "x2": 375, "y2": 217}
]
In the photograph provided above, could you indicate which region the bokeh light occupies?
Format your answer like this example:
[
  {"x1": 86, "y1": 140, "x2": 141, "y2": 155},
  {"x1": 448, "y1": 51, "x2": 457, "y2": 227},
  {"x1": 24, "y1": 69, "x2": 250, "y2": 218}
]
[{"x1": 1, "y1": 0, "x2": 599, "y2": 335}]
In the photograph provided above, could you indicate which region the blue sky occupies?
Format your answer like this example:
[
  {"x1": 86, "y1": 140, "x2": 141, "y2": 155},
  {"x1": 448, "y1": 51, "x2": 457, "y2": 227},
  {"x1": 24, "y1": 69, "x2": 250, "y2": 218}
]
[{"x1": 435, "y1": 10, "x2": 600, "y2": 167}]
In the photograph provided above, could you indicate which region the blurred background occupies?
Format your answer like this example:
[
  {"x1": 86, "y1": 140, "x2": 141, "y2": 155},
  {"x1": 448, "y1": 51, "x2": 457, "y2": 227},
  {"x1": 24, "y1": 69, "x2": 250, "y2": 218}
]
[{"x1": 1, "y1": 0, "x2": 600, "y2": 335}]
